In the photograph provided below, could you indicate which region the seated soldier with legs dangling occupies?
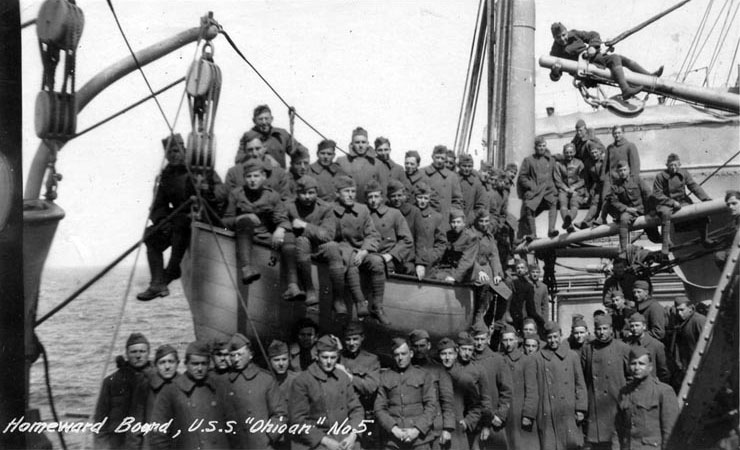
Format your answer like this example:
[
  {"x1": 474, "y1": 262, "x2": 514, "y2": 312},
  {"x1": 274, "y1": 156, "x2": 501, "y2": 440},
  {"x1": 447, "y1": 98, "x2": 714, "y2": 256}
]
[
  {"x1": 405, "y1": 181, "x2": 448, "y2": 281},
  {"x1": 605, "y1": 160, "x2": 654, "y2": 256},
  {"x1": 554, "y1": 142, "x2": 587, "y2": 233},
  {"x1": 365, "y1": 179, "x2": 414, "y2": 275},
  {"x1": 332, "y1": 175, "x2": 388, "y2": 324},
  {"x1": 470, "y1": 209, "x2": 505, "y2": 325},
  {"x1": 222, "y1": 159, "x2": 305, "y2": 302},
  {"x1": 285, "y1": 175, "x2": 344, "y2": 309},
  {"x1": 428, "y1": 208, "x2": 480, "y2": 285}
]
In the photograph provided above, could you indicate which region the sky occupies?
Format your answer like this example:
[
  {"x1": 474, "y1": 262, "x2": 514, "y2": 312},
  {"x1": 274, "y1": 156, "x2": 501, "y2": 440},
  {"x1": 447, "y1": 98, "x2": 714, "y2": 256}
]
[{"x1": 19, "y1": 0, "x2": 739, "y2": 267}]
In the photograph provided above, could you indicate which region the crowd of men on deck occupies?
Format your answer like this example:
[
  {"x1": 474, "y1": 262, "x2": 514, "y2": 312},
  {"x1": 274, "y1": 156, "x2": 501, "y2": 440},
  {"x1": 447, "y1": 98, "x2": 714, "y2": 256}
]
[{"x1": 95, "y1": 102, "x2": 740, "y2": 450}]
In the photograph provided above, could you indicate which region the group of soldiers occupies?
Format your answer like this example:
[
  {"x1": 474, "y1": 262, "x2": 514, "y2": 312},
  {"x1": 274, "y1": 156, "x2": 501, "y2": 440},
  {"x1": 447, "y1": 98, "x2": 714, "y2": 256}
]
[{"x1": 95, "y1": 293, "x2": 695, "y2": 450}]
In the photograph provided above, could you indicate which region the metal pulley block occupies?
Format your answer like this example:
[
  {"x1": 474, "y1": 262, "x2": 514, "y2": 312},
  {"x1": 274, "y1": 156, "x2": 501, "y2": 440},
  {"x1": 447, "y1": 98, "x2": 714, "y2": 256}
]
[
  {"x1": 37, "y1": 0, "x2": 85, "y2": 51},
  {"x1": 186, "y1": 131, "x2": 216, "y2": 172},
  {"x1": 34, "y1": 91, "x2": 76, "y2": 139},
  {"x1": 185, "y1": 43, "x2": 221, "y2": 98}
]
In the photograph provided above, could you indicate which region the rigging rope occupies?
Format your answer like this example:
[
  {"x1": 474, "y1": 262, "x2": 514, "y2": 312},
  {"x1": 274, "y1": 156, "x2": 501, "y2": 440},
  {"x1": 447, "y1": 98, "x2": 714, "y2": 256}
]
[
  {"x1": 218, "y1": 29, "x2": 348, "y2": 156},
  {"x1": 39, "y1": 341, "x2": 68, "y2": 450},
  {"x1": 699, "y1": 150, "x2": 740, "y2": 185},
  {"x1": 704, "y1": 0, "x2": 738, "y2": 87}
]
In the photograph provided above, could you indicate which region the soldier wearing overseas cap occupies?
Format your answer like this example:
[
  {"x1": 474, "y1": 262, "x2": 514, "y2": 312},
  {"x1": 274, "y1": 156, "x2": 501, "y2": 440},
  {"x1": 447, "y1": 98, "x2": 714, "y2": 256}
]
[
  {"x1": 580, "y1": 314, "x2": 630, "y2": 450},
  {"x1": 549, "y1": 23, "x2": 662, "y2": 100},
  {"x1": 284, "y1": 175, "x2": 344, "y2": 311},
  {"x1": 531, "y1": 321, "x2": 588, "y2": 450},
  {"x1": 336, "y1": 321, "x2": 381, "y2": 449},
  {"x1": 375, "y1": 338, "x2": 438, "y2": 449},
  {"x1": 290, "y1": 335, "x2": 364, "y2": 450},
  {"x1": 375, "y1": 136, "x2": 406, "y2": 189},
  {"x1": 529, "y1": 264, "x2": 550, "y2": 328},
  {"x1": 577, "y1": 138, "x2": 608, "y2": 229},
  {"x1": 209, "y1": 337, "x2": 231, "y2": 382},
  {"x1": 616, "y1": 347, "x2": 678, "y2": 450},
  {"x1": 632, "y1": 279, "x2": 666, "y2": 341},
  {"x1": 668, "y1": 296, "x2": 706, "y2": 390},
  {"x1": 453, "y1": 332, "x2": 495, "y2": 448},
  {"x1": 308, "y1": 139, "x2": 349, "y2": 202},
  {"x1": 386, "y1": 179, "x2": 419, "y2": 225},
  {"x1": 421, "y1": 145, "x2": 464, "y2": 215},
  {"x1": 518, "y1": 137, "x2": 559, "y2": 240},
  {"x1": 625, "y1": 313, "x2": 670, "y2": 383},
  {"x1": 227, "y1": 130, "x2": 291, "y2": 198},
  {"x1": 499, "y1": 323, "x2": 540, "y2": 450},
  {"x1": 602, "y1": 258, "x2": 640, "y2": 335},
  {"x1": 250, "y1": 104, "x2": 307, "y2": 169},
  {"x1": 266, "y1": 340, "x2": 296, "y2": 450},
  {"x1": 93, "y1": 332, "x2": 153, "y2": 450},
  {"x1": 435, "y1": 337, "x2": 476, "y2": 450},
  {"x1": 470, "y1": 209, "x2": 505, "y2": 325},
  {"x1": 457, "y1": 154, "x2": 487, "y2": 218},
  {"x1": 564, "y1": 315, "x2": 591, "y2": 357},
  {"x1": 445, "y1": 149, "x2": 457, "y2": 171},
  {"x1": 149, "y1": 340, "x2": 229, "y2": 450},
  {"x1": 137, "y1": 134, "x2": 224, "y2": 301},
  {"x1": 407, "y1": 329, "x2": 456, "y2": 449},
  {"x1": 605, "y1": 159, "x2": 654, "y2": 255},
  {"x1": 365, "y1": 179, "x2": 414, "y2": 276},
  {"x1": 554, "y1": 142, "x2": 587, "y2": 233},
  {"x1": 571, "y1": 119, "x2": 604, "y2": 170},
  {"x1": 469, "y1": 322, "x2": 513, "y2": 450},
  {"x1": 336, "y1": 127, "x2": 383, "y2": 202},
  {"x1": 428, "y1": 208, "x2": 479, "y2": 284},
  {"x1": 653, "y1": 153, "x2": 713, "y2": 261},
  {"x1": 127, "y1": 345, "x2": 180, "y2": 449},
  {"x1": 507, "y1": 260, "x2": 546, "y2": 335},
  {"x1": 522, "y1": 332, "x2": 541, "y2": 356},
  {"x1": 332, "y1": 175, "x2": 387, "y2": 323},
  {"x1": 220, "y1": 333, "x2": 287, "y2": 450},
  {"x1": 222, "y1": 158, "x2": 306, "y2": 301},
  {"x1": 406, "y1": 181, "x2": 448, "y2": 281}
]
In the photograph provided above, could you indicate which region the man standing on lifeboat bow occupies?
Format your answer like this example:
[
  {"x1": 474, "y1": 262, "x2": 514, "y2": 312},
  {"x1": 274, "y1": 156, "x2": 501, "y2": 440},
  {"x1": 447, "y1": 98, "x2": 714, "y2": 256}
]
[{"x1": 549, "y1": 22, "x2": 663, "y2": 100}]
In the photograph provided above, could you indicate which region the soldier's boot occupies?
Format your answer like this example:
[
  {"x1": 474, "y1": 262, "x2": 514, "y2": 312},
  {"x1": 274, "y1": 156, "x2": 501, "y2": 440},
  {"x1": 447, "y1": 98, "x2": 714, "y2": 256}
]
[
  {"x1": 610, "y1": 64, "x2": 642, "y2": 100},
  {"x1": 473, "y1": 289, "x2": 492, "y2": 326},
  {"x1": 297, "y1": 261, "x2": 318, "y2": 306},
  {"x1": 369, "y1": 270, "x2": 390, "y2": 326},
  {"x1": 137, "y1": 250, "x2": 169, "y2": 301},
  {"x1": 345, "y1": 265, "x2": 366, "y2": 319},
  {"x1": 281, "y1": 244, "x2": 306, "y2": 302},
  {"x1": 236, "y1": 230, "x2": 260, "y2": 285},
  {"x1": 547, "y1": 204, "x2": 559, "y2": 238}
]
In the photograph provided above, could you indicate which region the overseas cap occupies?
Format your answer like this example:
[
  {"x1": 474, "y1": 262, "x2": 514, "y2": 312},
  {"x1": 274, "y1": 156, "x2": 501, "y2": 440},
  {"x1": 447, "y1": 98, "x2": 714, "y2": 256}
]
[
  {"x1": 154, "y1": 344, "x2": 178, "y2": 362},
  {"x1": 458, "y1": 154, "x2": 473, "y2": 165},
  {"x1": 469, "y1": 320, "x2": 489, "y2": 337},
  {"x1": 449, "y1": 208, "x2": 465, "y2": 221},
  {"x1": 500, "y1": 324, "x2": 517, "y2": 336},
  {"x1": 316, "y1": 334, "x2": 340, "y2": 353},
  {"x1": 628, "y1": 345, "x2": 650, "y2": 361},
  {"x1": 575, "y1": 119, "x2": 586, "y2": 128},
  {"x1": 405, "y1": 150, "x2": 421, "y2": 161},
  {"x1": 633, "y1": 280, "x2": 650, "y2": 290},
  {"x1": 267, "y1": 340, "x2": 289, "y2": 358},
  {"x1": 414, "y1": 181, "x2": 432, "y2": 196},
  {"x1": 534, "y1": 136, "x2": 546, "y2": 145},
  {"x1": 629, "y1": 312, "x2": 647, "y2": 324},
  {"x1": 387, "y1": 179, "x2": 406, "y2": 196},
  {"x1": 365, "y1": 179, "x2": 383, "y2": 196},
  {"x1": 291, "y1": 146, "x2": 310, "y2": 162},
  {"x1": 572, "y1": 318, "x2": 588, "y2": 330},
  {"x1": 229, "y1": 333, "x2": 251, "y2": 351},
  {"x1": 616, "y1": 160, "x2": 630, "y2": 169},
  {"x1": 456, "y1": 331, "x2": 474, "y2": 346},
  {"x1": 594, "y1": 314, "x2": 613, "y2": 326},
  {"x1": 126, "y1": 332, "x2": 149, "y2": 348},
  {"x1": 210, "y1": 337, "x2": 229, "y2": 353},
  {"x1": 408, "y1": 329, "x2": 430, "y2": 343},
  {"x1": 675, "y1": 295, "x2": 690, "y2": 305},
  {"x1": 667, "y1": 153, "x2": 680, "y2": 164},
  {"x1": 296, "y1": 175, "x2": 319, "y2": 192},
  {"x1": 243, "y1": 159, "x2": 265, "y2": 175},
  {"x1": 344, "y1": 320, "x2": 365, "y2": 337},
  {"x1": 432, "y1": 145, "x2": 448, "y2": 155},
  {"x1": 437, "y1": 337, "x2": 457, "y2": 352},
  {"x1": 186, "y1": 340, "x2": 211, "y2": 358},
  {"x1": 335, "y1": 175, "x2": 356, "y2": 191},
  {"x1": 391, "y1": 337, "x2": 409, "y2": 351},
  {"x1": 544, "y1": 321, "x2": 561, "y2": 334}
]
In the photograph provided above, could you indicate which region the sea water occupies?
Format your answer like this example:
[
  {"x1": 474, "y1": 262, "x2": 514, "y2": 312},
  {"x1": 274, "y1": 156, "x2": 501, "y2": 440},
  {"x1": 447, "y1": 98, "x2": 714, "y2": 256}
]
[{"x1": 29, "y1": 266, "x2": 194, "y2": 449}]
